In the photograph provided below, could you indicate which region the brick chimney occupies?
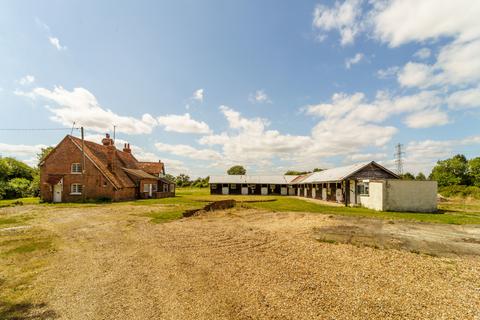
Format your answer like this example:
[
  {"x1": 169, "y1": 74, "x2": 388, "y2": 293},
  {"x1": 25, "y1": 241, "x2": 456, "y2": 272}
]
[
  {"x1": 123, "y1": 143, "x2": 131, "y2": 153},
  {"x1": 101, "y1": 134, "x2": 116, "y2": 171},
  {"x1": 102, "y1": 133, "x2": 114, "y2": 146}
]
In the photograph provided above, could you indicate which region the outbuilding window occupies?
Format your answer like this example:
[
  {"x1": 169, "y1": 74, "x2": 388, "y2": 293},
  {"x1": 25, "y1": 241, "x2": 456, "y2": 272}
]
[
  {"x1": 357, "y1": 182, "x2": 369, "y2": 196},
  {"x1": 143, "y1": 184, "x2": 151, "y2": 193},
  {"x1": 231, "y1": 184, "x2": 236, "y2": 189},
  {"x1": 71, "y1": 183, "x2": 83, "y2": 195},
  {"x1": 211, "y1": 184, "x2": 217, "y2": 190},
  {"x1": 71, "y1": 163, "x2": 82, "y2": 174}
]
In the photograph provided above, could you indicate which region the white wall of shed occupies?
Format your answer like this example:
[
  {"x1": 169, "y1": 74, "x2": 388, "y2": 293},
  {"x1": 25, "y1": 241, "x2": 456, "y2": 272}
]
[
  {"x1": 384, "y1": 180, "x2": 437, "y2": 212},
  {"x1": 359, "y1": 181, "x2": 384, "y2": 211}
]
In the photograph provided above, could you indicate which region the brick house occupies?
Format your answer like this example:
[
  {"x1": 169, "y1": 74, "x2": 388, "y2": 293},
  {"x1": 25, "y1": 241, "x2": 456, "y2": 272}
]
[{"x1": 40, "y1": 134, "x2": 175, "y2": 202}]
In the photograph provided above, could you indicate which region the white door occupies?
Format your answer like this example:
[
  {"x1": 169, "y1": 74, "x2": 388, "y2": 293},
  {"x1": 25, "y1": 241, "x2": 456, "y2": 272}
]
[
  {"x1": 322, "y1": 188, "x2": 327, "y2": 200},
  {"x1": 241, "y1": 187, "x2": 248, "y2": 195},
  {"x1": 304, "y1": 188, "x2": 307, "y2": 197},
  {"x1": 222, "y1": 187, "x2": 229, "y2": 195},
  {"x1": 280, "y1": 187, "x2": 287, "y2": 195},
  {"x1": 53, "y1": 184, "x2": 62, "y2": 203},
  {"x1": 312, "y1": 189, "x2": 316, "y2": 199},
  {"x1": 289, "y1": 188, "x2": 295, "y2": 196},
  {"x1": 261, "y1": 187, "x2": 268, "y2": 195}
]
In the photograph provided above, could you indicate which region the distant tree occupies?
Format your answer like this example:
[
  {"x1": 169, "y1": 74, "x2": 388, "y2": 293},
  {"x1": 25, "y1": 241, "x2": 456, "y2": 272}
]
[
  {"x1": 192, "y1": 176, "x2": 209, "y2": 188},
  {"x1": 401, "y1": 172, "x2": 415, "y2": 180},
  {"x1": 175, "y1": 174, "x2": 191, "y2": 187},
  {"x1": 312, "y1": 168, "x2": 324, "y2": 172},
  {"x1": 430, "y1": 154, "x2": 470, "y2": 186},
  {"x1": 36, "y1": 146, "x2": 54, "y2": 166},
  {"x1": 165, "y1": 173, "x2": 175, "y2": 182},
  {"x1": 227, "y1": 165, "x2": 246, "y2": 175},
  {"x1": 415, "y1": 172, "x2": 426, "y2": 181},
  {"x1": 6, "y1": 178, "x2": 31, "y2": 199},
  {"x1": 468, "y1": 157, "x2": 480, "y2": 187},
  {"x1": 284, "y1": 170, "x2": 309, "y2": 175},
  {"x1": 0, "y1": 158, "x2": 8, "y2": 182}
]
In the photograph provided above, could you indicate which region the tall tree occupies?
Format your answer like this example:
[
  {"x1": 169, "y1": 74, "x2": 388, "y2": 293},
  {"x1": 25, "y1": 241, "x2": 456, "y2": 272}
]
[
  {"x1": 430, "y1": 154, "x2": 470, "y2": 186},
  {"x1": 36, "y1": 146, "x2": 54, "y2": 166},
  {"x1": 468, "y1": 157, "x2": 480, "y2": 187},
  {"x1": 0, "y1": 157, "x2": 34, "y2": 181},
  {"x1": 401, "y1": 172, "x2": 415, "y2": 180},
  {"x1": 415, "y1": 172, "x2": 426, "y2": 181},
  {"x1": 175, "y1": 174, "x2": 191, "y2": 187},
  {"x1": 227, "y1": 165, "x2": 246, "y2": 175}
]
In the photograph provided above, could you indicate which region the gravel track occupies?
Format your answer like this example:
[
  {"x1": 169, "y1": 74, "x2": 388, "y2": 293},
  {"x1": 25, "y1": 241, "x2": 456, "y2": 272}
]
[{"x1": 21, "y1": 205, "x2": 480, "y2": 319}]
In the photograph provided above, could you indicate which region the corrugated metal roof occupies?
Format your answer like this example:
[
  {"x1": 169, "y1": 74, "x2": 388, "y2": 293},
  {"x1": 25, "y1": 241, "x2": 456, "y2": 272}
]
[
  {"x1": 209, "y1": 175, "x2": 296, "y2": 184},
  {"x1": 300, "y1": 162, "x2": 371, "y2": 183}
]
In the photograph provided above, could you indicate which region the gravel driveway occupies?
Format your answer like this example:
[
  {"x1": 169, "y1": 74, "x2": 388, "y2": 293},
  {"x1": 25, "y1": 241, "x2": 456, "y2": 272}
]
[{"x1": 17, "y1": 205, "x2": 480, "y2": 319}]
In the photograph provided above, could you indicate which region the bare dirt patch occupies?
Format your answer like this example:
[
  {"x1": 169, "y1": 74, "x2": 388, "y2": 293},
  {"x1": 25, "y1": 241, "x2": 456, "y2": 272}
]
[{"x1": 1, "y1": 204, "x2": 480, "y2": 319}]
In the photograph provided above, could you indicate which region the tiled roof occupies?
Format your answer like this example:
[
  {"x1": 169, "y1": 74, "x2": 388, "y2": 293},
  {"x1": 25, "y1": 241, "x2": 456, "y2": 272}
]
[
  {"x1": 67, "y1": 135, "x2": 161, "y2": 189},
  {"x1": 138, "y1": 162, "x2": 164, "y2": 175},
  {"x1": 123, "y1": 168, "x2": 160, "y2": 180}
]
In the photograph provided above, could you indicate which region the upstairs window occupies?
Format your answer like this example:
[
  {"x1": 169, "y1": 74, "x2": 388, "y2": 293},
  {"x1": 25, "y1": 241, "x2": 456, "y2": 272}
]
[
  {"x1": 71, "y1": 183, "x2": 83, "y2": 195},
  {"x1": 71, "y1": 163, "x2": 82, "y2": 174}
]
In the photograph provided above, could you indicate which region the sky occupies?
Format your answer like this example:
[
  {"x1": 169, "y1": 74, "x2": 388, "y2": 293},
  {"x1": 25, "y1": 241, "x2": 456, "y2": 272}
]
[{"x1": 0, "y1": 0, "x2": 479, "y2": 177}]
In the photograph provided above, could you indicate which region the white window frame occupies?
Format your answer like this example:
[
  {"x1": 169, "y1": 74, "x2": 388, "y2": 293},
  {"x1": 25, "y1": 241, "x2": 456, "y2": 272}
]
[
  {"x1": 211, "y1": 184, "x2": 217, "y2": 190},
  {"x1": 71, "y1": 163, "x2": 82, "y2": 174},
  {"x1": 357, "y1": 182, "x2": 370, "y2": 196},
  {"x1": 231, "y1": 184, "x2": 236, "y2": 189},
  {"x1": 70, "y1": 183, "x2": 83, "y2": 195}
]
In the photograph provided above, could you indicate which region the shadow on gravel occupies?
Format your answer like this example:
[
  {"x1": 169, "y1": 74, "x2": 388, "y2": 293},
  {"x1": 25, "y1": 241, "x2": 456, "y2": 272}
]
[{"x1": 0, "y1": 301, "x2": 58, "y2": 320}]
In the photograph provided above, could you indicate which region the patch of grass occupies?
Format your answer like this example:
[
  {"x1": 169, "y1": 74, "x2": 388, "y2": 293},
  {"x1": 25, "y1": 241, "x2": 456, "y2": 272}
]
[
  {"x1": 0, "y1": 218, "x2": 21, "y2": 226},
  {"x1": 148, "y1": 210, "x2": 185, "y2": 223},
  {"x1": 0, "y1": 198, "x2": 39, "y2": 208},
  {"x1": 4, "y1": 240, "x2": 52, "y2": 255}
]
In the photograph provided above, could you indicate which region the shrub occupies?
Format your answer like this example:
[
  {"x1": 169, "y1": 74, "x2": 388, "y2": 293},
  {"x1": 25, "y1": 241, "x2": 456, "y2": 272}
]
[{"x1": 439, "y1": 185, "x2": 480, "y2": 199}]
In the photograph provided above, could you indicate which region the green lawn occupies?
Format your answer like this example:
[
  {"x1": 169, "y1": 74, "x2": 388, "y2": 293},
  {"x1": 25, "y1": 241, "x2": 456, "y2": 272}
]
[{"x1": 1, "y1": 188, "x2": 480, "y2": 224}]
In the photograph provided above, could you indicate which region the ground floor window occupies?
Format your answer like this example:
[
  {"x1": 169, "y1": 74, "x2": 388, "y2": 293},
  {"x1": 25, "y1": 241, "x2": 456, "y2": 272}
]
[
  {"x1": 70, "y1": 183, "x2": 83, "y2": 195},
  {"x1": 357, "y1": 182, "x2": 369, "y2": 196},
  {"x1": 152, "y1": 184, "x2": 158, "y2": 192},
  {"x1": 211, "y1": 184, "x2": 217, "y2": 189},
  {"x1": 143, "y1": 184, "x2": 151, "y2": 193}
]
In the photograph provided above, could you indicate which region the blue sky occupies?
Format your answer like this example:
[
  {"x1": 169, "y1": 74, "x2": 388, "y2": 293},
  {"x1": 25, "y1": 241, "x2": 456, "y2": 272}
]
[{"x1": 1, "y1": 0, "x2": 479, "y2": 177}]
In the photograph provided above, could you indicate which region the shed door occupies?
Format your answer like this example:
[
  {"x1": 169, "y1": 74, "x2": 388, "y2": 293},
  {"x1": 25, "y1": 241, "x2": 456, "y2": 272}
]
[
  {"x1": 222, "y1": 187, "x2": 229, "y2": 195},
  {"x1": 261, "y1": 187, "x2": 268, "y2": 195},
  {"x1": 53, "y1": 184, "x2": 62, "y2": 203},
  {"x1": 241, "y1": 187, "x2": 248, "y2": 195},
  {"x1": 280, "y1": 187, "x2": 287, "y2": 195}
]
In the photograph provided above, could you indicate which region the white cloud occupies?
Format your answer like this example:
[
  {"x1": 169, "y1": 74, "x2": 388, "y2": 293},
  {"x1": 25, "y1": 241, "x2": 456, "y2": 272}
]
[
  {"x1": 404, "y1": 109, "x2": 449, "y2": 128},
  {"x1": 414, "y1": 47, "x2": 431, "y2": 59},
  {"x1": 0, "y1": 142, "x2": 50, "y2": 167},
  {"x1": 312, "y1": 0, "x2": 363, "y2": 45},
  {"x1": 345, "y1": 53, "x2": 364, "y2": 69},
  {"x1": 397, "y1": 62, "x2": 435, "y2": 88},
  {"x1": 373, "y1": 0, "x2": 480, "y2": 47},
  {"x1": 48, "y1": 37, "x2": 66, "y2": 51},
  {"x1": 345, "y1": 152, "x2": 387, "y2": 162},
  {"x1": 26, "y1": 86, "x2": 157, "y2": 134},
  {"x1": 376, "y1": 66, "x2": 399, "y2": 79},
  {"x1": 447, "y1": 87, "x2": 480, "y2": 110},
  {"x1": 192, "y1": 89, "x2": 204, "y2": 102},
  {"x1": 154, "y1": 142, "x2": 222, "y2": 161},
  {"x1": 18, "y1": 75, "x2": 35, "y2": 86},
  {"x1": 249, "y1": 90, "x2": 272, "y2": 104},
  {"x1": 157, "y1": 113, "x2": 211, "y2": 134}
]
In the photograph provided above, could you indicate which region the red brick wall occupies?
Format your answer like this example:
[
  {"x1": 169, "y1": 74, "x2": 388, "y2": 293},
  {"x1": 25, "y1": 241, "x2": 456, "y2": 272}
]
[{"x1": 40, "y1": 138, "x2": 127, "y2": 202}]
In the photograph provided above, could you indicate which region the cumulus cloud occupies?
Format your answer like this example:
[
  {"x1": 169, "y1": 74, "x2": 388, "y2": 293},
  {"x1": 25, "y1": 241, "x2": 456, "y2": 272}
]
[
  {"x1": 372, "y1": 0, "x2": 480, "y2": 47},
  {"x1": 192, "y1": 89, "x2": 204, "y2": 102},
  {"x1": 157, "y1": 113, "x2": 211, "y2": 134},
  {"x1": 26, "y1": 86, "x2": 157, "y2": 134},
  {"x1": 414, "y1": 48, "x2": 431, "y2": 59},
  {"x1": 18, "y1": 75, "x2": 35, "y2": 86},
  {"x1": 155, "y1": 142, "x2": 222, "y2": 161},
  {"x1": 447, "y1": 87, "x2": 480, "y2": 110},
  {"x1": 48, "y1": 37, "x2": 66, "y2": 51},
  {"x1": 376, "y1": 66, "x2": 399, "y2": 79},
  {"x1": 0, "y1": 142, "x2": 49, "y2": 167},
  {"x1": 404, "y1": 109, "x2": 449, "y2": 128},
  {"x1": 345, "y1": 53, "x2": 364, "y2": 69},
  {"x1": 313, "y1": 0, "x2": 363, "y2": 45},
  {"x1": 249, "y1": 90, "x2": 272, "y2": 104}
]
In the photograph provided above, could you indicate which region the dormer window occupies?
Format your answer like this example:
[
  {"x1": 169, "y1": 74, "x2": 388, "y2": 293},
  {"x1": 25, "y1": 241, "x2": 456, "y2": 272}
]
[{"x1": 71, "y1": 163, "x2": 82, "y2": 174}]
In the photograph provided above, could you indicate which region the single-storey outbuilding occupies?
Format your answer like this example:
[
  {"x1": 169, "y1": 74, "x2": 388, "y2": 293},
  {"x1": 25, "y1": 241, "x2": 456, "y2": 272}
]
[{"x1": 209, "y1": 161, "x2": 437, "y2": 212}]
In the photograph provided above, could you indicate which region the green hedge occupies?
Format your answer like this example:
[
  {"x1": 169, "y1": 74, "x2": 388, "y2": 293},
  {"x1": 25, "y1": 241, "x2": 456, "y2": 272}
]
[{"x1": 439, "y1": 185, "x2": 480, "y2": 199}]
